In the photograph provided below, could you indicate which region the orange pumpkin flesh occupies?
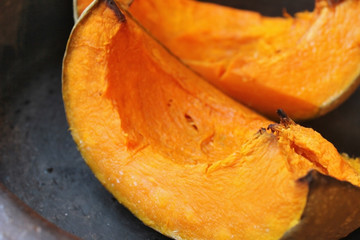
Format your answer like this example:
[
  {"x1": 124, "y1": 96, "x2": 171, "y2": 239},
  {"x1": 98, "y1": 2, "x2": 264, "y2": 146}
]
[
  {"x1": 63, "y1": 1, "x2": 360, "y2": 239},
  {"x1": 75, "y1": 0, "x2": 360, "y2": 120}
]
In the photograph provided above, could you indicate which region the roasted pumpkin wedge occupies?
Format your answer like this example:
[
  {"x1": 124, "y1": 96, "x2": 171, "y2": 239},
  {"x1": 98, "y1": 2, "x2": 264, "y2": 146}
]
[
  {"x1": 63, "y1": 0, "x2": 360, "y2": 239},
  {"x1": 74, "y1": 0, "x2": 360, "y2": 120}
]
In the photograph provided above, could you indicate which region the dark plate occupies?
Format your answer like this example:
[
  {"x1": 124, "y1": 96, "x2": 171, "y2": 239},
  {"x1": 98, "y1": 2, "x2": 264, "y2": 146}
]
[{"x1": 0, "y1": 0, "x2": 359, "y2": 239}]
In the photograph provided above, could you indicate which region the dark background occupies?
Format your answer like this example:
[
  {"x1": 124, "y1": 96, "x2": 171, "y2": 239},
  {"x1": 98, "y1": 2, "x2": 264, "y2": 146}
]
[{"x1": 0, "y1": 0, "x2": 359, "y2": 239}]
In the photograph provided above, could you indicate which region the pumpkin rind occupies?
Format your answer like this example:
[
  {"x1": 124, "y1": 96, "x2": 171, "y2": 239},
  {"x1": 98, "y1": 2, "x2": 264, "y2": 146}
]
[
  {"x1": 63, "y1": 1, "x2": 360, "y2": 239},
  {"x1": 281, "y1": 170, "x2": 360, "y2": 240}
]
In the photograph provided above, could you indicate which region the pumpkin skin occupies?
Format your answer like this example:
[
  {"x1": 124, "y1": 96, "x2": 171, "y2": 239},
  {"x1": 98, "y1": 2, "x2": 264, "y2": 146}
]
[
  {"x1": 73, "y1": 0, "x2": 91, "y2": 19},
  {"x1": 63, "y1": 0, "x2": 360, "y2": 239},
  {"x1": 74, "y1": 0, "x2": 360, "y2": 120}
]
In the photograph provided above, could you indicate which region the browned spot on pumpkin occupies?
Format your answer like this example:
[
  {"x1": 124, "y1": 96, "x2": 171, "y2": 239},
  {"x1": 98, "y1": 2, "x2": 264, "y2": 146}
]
[
  {"x1": 105, "y1": 0, "x2": 125, "y2": 22},
  {"x1": 184, "y1": 114, "x2": 198, "y2": 131}
]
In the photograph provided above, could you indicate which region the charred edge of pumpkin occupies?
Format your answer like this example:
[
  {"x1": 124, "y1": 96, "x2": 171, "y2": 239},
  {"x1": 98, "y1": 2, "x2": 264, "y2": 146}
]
[
  {"x1": 267, "y1": 109, "x2": 295, "y2": 133},
  {"x1": 258, "y1": 127, "x2": 267, "y2": 135},
  {"x1": 297, "y1": 169, "x2": 323, "y2": 185},
  {"x1": 105, "y1": 0, "x2": 126, "y2": 22},
  {"x1": 277, "y1": 109, "x2": 295, "y2": 127},
  {"x1": 280, "y1": 170, "x2": 360, "y2": 239}
]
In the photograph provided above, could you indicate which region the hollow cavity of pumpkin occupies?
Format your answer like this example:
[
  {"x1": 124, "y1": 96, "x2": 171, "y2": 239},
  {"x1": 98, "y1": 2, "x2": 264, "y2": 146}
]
[{"x1": 63, "y1": 0, "x2": 360, "y2": 239}]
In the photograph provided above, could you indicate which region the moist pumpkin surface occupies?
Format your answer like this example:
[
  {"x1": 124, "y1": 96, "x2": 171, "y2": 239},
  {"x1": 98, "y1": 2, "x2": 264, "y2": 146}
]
[
  {"x1": 63, "y1": 0, "x2": 360, "y2": 239},
  {"x1": 75, "y1": 0, "x2": 360, "y2": 120}
]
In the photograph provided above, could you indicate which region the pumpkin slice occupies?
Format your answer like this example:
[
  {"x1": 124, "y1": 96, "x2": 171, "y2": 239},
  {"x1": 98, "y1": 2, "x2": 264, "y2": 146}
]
[
  {"x1": 74, "y1": 0, "x2": 360, "y2": 120},
  {"x1": 63, "y1": 0, "x2": 360, "y2": 239}
]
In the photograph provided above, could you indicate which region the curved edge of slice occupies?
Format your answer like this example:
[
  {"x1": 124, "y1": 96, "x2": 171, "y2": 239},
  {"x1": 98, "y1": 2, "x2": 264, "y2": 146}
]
[
  {"x1": 73, "y1": 0, "x2": 95, "y2": 21},
  {"x1": 318, "y1": 73, "x2": 360, "y2": 118}
]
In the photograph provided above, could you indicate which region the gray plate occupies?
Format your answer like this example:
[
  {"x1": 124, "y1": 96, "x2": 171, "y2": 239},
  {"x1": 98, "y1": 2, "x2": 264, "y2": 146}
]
[{"x1": 0, "y1": 0, "x2": 359, "y2": 239}]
